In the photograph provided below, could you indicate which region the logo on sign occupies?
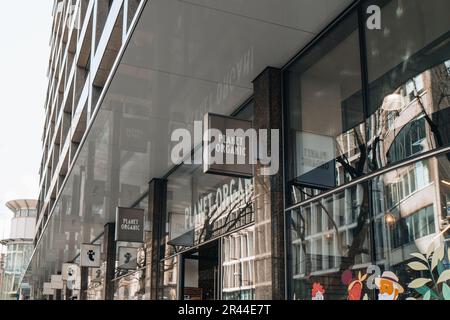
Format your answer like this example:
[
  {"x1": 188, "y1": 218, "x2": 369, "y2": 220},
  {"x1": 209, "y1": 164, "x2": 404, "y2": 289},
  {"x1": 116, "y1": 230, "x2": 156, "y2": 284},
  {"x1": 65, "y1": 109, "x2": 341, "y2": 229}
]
[
  {"x1": 115, "y1": 207, "x2": 145, "y2": 243},
  {"x1": 80, "y1": 244, "x2": 101, "y2": 267},
  {"x1": 170, "y1": 113, "x2": 280, "y2": 176},
  {"x1": 87, "y1": 250, "x2": 95, "y2": 261},
  {"x1": 118, "y1": 247, "x2": 139, "y2": 270},
  {"x1": 124, "y1": 252, "x2": 132, "y2": 264}
]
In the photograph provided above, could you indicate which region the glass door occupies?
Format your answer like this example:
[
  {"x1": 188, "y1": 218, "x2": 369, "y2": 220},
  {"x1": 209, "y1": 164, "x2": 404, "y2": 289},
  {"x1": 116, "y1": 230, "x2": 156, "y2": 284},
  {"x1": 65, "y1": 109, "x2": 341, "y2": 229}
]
[{"x1": 181, "y1": 240, "x2": 220, "y2": 300}]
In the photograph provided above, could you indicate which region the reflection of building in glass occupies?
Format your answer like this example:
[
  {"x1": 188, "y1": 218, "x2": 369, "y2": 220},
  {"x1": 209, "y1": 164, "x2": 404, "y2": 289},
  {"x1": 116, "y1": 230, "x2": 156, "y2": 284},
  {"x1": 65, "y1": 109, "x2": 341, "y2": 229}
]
[
  {"x1": 285, "y1": 0, "x2": 450, "y2": 300},
  {"x1": 0, "y1": 200, "x2": 37, "y2": 300},
  {"x1": 34, "y1": 0, "x2": 144, "y2": 243},
  {"x1": 161, "y1": 256, "x2": 178, "y2": 300},
  {"x1": 222, "y1": 226, "x2": 255, "y2": 300},
  {"x1": 114, "y1": 270, "x2": 145, "y2": 300}
]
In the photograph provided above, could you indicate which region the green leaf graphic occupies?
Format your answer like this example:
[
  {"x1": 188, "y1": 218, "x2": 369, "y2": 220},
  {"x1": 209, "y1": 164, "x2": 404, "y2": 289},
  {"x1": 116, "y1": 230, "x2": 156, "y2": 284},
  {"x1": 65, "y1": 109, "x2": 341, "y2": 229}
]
[
  {"x1": 414, "y1": 285, "x2": 438, "y2": 299},
  {"x1": 437, "y1": 260, "x2": 445, "y2": 276},
  {"x1": 415, "y1": 285, "x2": 428, "y2": 296},
  {"x1": 443, "y1": 283, "x2": 450, "y2": 301}
]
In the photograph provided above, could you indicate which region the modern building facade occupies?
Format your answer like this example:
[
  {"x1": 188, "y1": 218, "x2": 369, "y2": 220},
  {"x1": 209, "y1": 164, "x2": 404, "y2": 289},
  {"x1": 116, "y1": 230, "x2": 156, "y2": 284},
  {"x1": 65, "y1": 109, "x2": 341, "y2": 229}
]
[
  {"x1": 0, "y1": 200, "x2": 37, "y2": 300},
  {"x1": 24, "y1": 0, "x2": 450, "y2": 300},
  {"x1": 0, "y1": 253, "x2": 5, "y2": 297},
  {"x1": 35, "y1": 0, "x2": 142, "y2": 244}
]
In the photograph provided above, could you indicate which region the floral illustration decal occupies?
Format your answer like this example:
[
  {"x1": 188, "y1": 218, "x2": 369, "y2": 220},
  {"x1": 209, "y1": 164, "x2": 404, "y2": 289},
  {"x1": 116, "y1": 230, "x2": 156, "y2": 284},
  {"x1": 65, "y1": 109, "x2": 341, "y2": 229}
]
[{"x1": 406, "y1": 243, "x2": 450, "y2": 300}]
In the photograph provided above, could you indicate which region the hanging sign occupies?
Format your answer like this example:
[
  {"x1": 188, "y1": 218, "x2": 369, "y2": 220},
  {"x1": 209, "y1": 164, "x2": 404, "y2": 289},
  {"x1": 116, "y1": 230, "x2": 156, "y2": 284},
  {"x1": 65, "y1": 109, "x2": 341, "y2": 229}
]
[
  {"x1": 62, "y1": 263, "x2": 79, "y2": 281},
  {"x1": 62, "y1": 263, "x2": 81, "y2": 290},
  {"x1": 50, "y1": 275, "x2": 63, "y2": 290},
  {"x1": 43, "y1": 282, "x2": 54, "y2": 295},
  {"x1": 80, "y1": 243, "x2": 102, "y2": 268},
  {"x1": 115, "y1": 207, "x2": 144, "y2": 243},
  {"x1": 118, "y1": 247, "x2": 138, "y2": 270}
]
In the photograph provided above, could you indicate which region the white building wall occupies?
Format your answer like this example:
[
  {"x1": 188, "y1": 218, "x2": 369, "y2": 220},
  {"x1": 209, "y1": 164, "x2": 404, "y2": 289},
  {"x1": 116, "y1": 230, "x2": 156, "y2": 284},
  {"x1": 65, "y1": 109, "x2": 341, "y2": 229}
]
[{"x1": 9, "y1": 217, "x2": 36, "y2": 240}]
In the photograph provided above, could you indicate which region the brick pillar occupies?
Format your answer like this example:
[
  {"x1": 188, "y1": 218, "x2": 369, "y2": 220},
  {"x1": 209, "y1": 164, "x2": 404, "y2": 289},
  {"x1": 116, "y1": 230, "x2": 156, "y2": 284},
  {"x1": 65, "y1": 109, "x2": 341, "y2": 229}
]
[
  {"x1": 252, "y1": 67, "x2": 285, "y2": 299},
  {"x1": 103, "y1": 222, "x2": 116, "y2": 300},
  {"x1": 80, "y1": 267, "x2": 89, "y2": 300},
  {"x1": 146, "y1": 178, "x2": 167, "y2": 300}
]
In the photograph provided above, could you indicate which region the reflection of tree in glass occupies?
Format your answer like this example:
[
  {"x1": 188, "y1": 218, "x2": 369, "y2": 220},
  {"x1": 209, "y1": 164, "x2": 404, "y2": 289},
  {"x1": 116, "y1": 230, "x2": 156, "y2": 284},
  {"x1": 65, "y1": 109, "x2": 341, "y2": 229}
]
[
  {"x1": 290, "y1": 61, "x2": 450, "y2": 298},
  {"x1": 196, "y1": 182, "x2": 256, "y2": 245}
]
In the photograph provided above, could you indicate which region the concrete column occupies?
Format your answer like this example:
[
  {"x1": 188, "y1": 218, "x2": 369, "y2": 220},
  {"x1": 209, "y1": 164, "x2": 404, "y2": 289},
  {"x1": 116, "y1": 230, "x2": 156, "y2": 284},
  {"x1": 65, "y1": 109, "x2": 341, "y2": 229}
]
[
  {"x1": 103, "y1": 222, "x2": 116, "y2": 300},
  {"x1": 252, "y1": 67, "x2": 285, "y2": 299},
  {"x1": 146, "y1": 178, "x2": 167, "y2": 300}
]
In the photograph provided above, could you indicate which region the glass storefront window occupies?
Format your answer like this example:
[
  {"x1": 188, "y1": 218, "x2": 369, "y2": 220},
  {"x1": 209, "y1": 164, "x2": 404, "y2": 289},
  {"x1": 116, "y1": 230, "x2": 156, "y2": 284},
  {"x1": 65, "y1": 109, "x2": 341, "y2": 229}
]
[
  {"x1": 288, "y1": 181, "x2": 371, "y2": 300},
  {"x1": 365, "y1": 0, "x2": 450, "y2": 170},
  {"x1": 163, "y1": 101, "x2": 254, "y2": 252},
  {"x1": 158, "y1": 101, "x2": 256, "y2": 301},
  {"x1": 114, "y1": 269, "x2": 146, "y2": 300},
  {"x1": 287, "y1": 153, "x2": 450, "y2": 300},
  {"x1": 165, "y1": 162, "x2": 254, "y2": 249},
  {"x1": 285, "y1": 1, "x2": 450, "y2": 299},
  {"x1": 284, "y1": 10, "x2": 364, "y2": 206},
  {"x1": 161, "y1": 255, "x2": 179, "y2": 300},
  {"x1": 285, "y1": 0, "x2": 450, "y2": 209}
]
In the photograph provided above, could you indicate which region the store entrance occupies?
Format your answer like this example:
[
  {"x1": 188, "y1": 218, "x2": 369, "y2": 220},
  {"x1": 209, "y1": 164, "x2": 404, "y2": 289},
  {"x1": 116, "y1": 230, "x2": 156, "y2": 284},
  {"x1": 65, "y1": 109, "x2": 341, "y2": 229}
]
[{"x1": 181, "y1": 240, "x2": 220, "y2": 300}]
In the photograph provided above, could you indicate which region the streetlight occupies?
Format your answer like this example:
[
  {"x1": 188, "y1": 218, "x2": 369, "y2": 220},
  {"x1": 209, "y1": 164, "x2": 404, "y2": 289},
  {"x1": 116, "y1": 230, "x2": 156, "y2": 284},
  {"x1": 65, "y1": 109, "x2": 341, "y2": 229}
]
[{"x1": 384, "y1": 212, "x2": 396, "y2": 228}]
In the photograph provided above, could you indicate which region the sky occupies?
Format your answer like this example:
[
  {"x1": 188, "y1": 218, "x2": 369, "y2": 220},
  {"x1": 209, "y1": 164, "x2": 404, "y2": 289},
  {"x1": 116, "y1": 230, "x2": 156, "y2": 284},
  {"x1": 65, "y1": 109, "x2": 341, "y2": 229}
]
[{"x1": 0, "y1": 1, "x2": 53, "y2": 252}]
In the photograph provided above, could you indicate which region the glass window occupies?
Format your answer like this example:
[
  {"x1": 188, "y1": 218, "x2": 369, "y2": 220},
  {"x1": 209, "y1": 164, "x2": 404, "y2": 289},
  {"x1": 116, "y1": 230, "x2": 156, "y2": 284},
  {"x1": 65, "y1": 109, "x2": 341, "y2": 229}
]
[
  {"x1": 221, "y1": 226, "x2": 255, "y2": 300},
  {"x1": 288, "y1": 154, "x2": 450, "y2": 300},
  {"x1": 365, "y1": 0, "x2": 450, "y2": 169},
  {"x1": 160, "y1": 256, "x2": 179, "y2": 300},
  {"x1": 383, "y1": 160, "x2": 431, "y2": 211},
  {"x1": 163, "y1": 102, "x2": 254, "y2": 252},
  {"x1": 386, "y1": 117, "x2": 427, "y2": 164},
  {"x1": 284, "y1": 10, "x2": 364, "y2": 205},
  {"x1": 287, "y1": 181, "x2": 371, "y2": 300}
]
